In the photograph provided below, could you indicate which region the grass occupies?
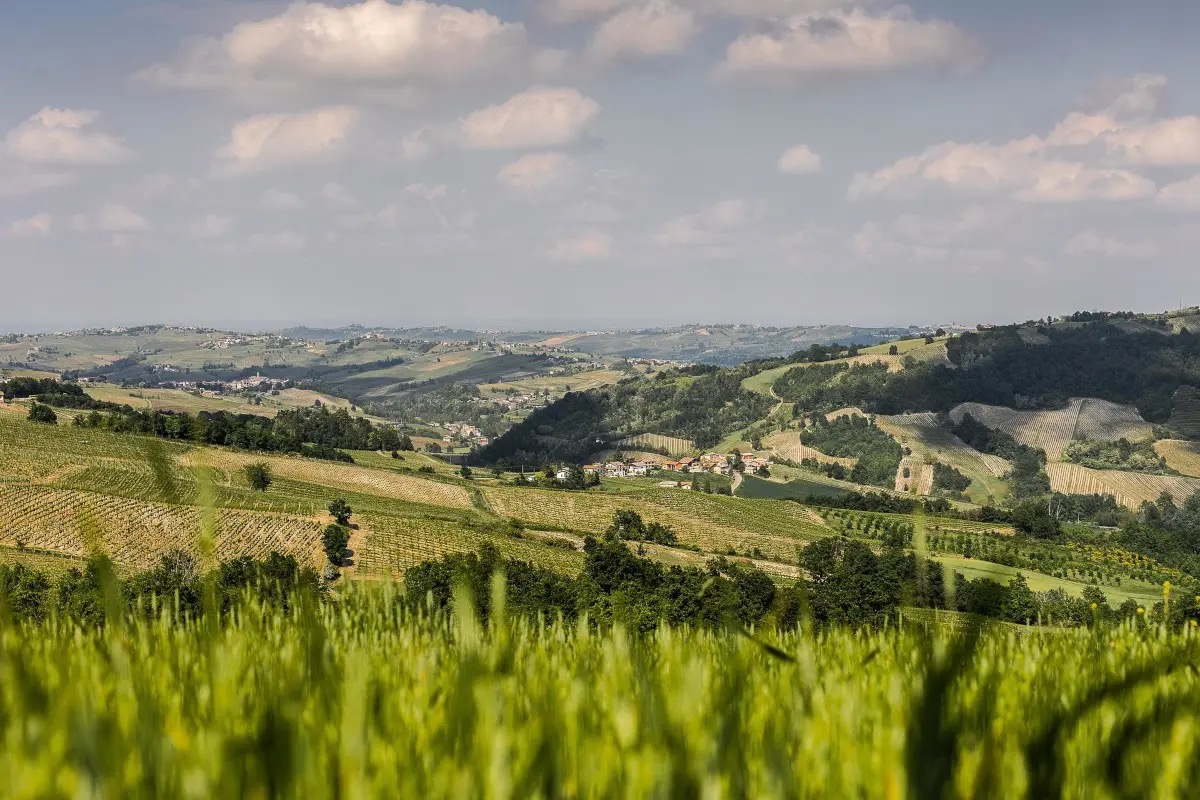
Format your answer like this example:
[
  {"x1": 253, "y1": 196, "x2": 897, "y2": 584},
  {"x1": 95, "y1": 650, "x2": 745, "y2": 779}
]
[{"x1": 2, "y1": 597, "x2": 1199, "y2": 796}]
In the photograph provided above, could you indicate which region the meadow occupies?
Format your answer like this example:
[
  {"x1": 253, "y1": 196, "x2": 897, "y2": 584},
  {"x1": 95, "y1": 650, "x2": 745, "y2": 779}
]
[{"x1": 1, "y1": 591, "x2": 1198, "y2": 798}]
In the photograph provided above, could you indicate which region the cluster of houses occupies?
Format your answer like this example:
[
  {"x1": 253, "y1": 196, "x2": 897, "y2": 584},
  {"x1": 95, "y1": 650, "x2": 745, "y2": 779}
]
[
  {"x1": 581, "y1": 461, "x2": 657, "y2": 479},
  {"x1": 440, "y1": 421, "x2": 490, "y2": 448},
  {"x1": 575, "y1": 451, "x2": 775, "y2": 481}
]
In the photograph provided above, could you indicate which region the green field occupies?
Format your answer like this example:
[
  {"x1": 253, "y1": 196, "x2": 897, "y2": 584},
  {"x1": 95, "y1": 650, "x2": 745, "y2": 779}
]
[{"x1": 737, "y1": 474, "x2": 852, "y2": 501}]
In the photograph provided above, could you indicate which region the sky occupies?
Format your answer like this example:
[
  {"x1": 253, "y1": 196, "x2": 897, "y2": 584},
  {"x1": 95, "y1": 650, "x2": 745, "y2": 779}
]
[{"x1": 3, "y1": 0, "x2": 1200, "y2": 332}]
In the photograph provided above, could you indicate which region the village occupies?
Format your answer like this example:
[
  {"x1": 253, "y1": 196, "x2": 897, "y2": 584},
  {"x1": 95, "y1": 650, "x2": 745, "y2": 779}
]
[{"x1": 576, "y1": 451, "x2": 773, "y2": 485}]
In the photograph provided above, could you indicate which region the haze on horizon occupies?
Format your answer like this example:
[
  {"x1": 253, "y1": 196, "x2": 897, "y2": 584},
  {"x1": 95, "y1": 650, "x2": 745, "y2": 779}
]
[{"x1": 3, "y1": 0, "x2": 1200, "y2": 332}]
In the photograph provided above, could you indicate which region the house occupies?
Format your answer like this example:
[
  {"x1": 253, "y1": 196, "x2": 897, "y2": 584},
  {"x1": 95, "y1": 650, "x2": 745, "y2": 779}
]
[
  {"x1": 555, "y1": 468, "x2": 573, "y2": 482},
  {"x1": 663, "y1": 460, "x2": 682, "y2": 472},
  {"x1": 603, "y1": 462, "x2": 627, "y2": 478},
  {"x1": 583, "y1": 464, "x2": 602, "y2": 474},
  {"x1": 678, "y1": 457, "x2": 696, "y2": 470},
  {"x1": 627, "y1": 463, "x2": 650, "y2": 477}
]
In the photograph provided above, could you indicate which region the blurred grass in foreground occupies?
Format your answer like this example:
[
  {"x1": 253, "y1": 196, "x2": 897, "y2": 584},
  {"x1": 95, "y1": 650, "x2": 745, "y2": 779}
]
[{"x1": 1, "y1": 582, "x2": 1198, "y2": 799}]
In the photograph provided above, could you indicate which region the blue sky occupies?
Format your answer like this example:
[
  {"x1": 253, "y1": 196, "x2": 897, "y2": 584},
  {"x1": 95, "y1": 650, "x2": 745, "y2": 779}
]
[{"x1": 3, "y1": 0, "x2": 1200, "y2": 331}]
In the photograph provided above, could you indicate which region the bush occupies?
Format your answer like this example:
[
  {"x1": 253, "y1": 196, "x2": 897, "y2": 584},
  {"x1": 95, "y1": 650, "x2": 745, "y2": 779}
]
[{"x1": 328, "y1": 499, "x2": 352, "y2": 526}]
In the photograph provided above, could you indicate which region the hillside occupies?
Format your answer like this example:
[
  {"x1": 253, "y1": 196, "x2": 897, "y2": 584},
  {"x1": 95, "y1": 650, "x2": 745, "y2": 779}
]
[{"x1": 2, "y1": 392, "x2": 1186, "y2": 608}]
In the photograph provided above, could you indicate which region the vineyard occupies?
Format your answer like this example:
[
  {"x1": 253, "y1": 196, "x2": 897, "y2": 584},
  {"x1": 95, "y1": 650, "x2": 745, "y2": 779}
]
[
  {"x1": 354, "y1": 512, "x2": 585, "y2": 579},
  {"x1": 763, "y1": 431, "x2": 857, "y2": 467},
  {"x1": 0, "y1": 485, "x2": 324, "y2": 569},
  {"x1": 949, "y1": 398, "x2": 1153, "y2": 460},
  {"x1": 1155, "y1": 439, "x2": 1200, "y2": 477},
  {"x1": 481, "y1": 485, "x2": 832, "y2": 563},
  {"x1": 894, "y1": 456, "x2": 933, "y2": 494},
  {"x1": 1046, "y1": 462, "x2": 1200, "y2": 509},
  {"x1": 617, "y1": 433, "x2": 695, "y2": 456}
]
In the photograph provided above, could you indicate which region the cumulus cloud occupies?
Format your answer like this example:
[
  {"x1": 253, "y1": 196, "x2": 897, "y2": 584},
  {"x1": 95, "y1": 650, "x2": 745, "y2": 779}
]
[
  {"x1": 719, "y1": 6, "x2": 979, "y2": 84},
  {"x1": 460, "y1": 88, "x2": 600, "y2": 150},
  {"x1": 400, "y1": 128, "x2": 433, "y2": 161},
  {"x1": 139, "y1": 0, "x2": 535, "y2": 94},
  {"x1": 217, "y1": 106, "x2": 359, "y2": 173},
  {"x1": 1064, "y1": 229, "x2": 1158, "y2": 260},
  {"x1": 778, "y1": 144, "x2": 822, "y2": 175},
  {"x1": 1158, "y1": 174, "x2": 1200, "y2": 212},
  {"x1": 655, "y1": 198, "x2": 765, "y2": 246},
  {"x1": 3, "y1": 108, "x2": 134, "y2": 166},
  {"x1": 548, "y1": 229, "x2": 612, "y2": 261},
  {"x1": 7, "y1": 213, "x2": 54, "y2": 237},
  {"x1": 588, "y1": 1, "x2": 699, "y2": 63},
  {"x1": 539, "y1": 0, "x2": 633, "y2": 24},
  {"x1": 845, "y1": 78, "x2": 1200, "y2": 204},
  {"x1": 498, "y1": 152, "x2": 574, "y2": 191}
]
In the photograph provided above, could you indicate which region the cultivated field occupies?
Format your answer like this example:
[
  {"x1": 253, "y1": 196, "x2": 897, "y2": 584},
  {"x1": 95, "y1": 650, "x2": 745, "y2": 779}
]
[
  {"x1": 1155, "y1": 439, "x2": 1200, "y2": 477},
  {"x1": 895, "y1": 456, "x2": 933, "y2": 494},
  {"x1": 763, "y1": 431, "x2": 856, "y2": 467},
  {"x1": 617, "y1": 433, "x2": 695, "y2": 456},
  {"x1": 949, "y1": 398, "x2": 1153, "y2": 460},
  {"x1": 878, "y1": 413, "x2": 1010, "y2": 503},
  {"x1": 1046, "y1": 462, "x2": 1200, "y2": 509}
]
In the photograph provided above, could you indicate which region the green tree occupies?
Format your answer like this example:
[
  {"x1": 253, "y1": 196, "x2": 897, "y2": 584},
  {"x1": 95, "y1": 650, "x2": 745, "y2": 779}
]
[
  {"x1": 244, "y1": 462, "x2": 273, "y2": 492},
  {"x1": 328, "y1": 499, "x2": 352, "y2": 526},
  {"x1": 460, "y1": 465, "x2": 473, "y2": 480},
  {"x1": 322, "y1": 524, "x2": 350, "y2": 567},
  {"x1": 27, "y1": 402, "x2": 57, "y2": 425}
]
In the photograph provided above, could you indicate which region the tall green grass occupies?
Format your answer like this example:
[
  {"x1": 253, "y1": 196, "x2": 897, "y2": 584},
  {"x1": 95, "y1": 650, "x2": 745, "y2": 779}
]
[{"x1": 2, "y1": 585, "x2": 1198, "y2": 798}]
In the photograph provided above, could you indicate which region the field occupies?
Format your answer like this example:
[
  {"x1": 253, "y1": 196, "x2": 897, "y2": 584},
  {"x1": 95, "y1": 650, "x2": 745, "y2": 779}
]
[
  {"x1": 616, "y1": 433, "x2": 695, "y2": 456},
  {"x1": 949, "y1": 398, "x2": 1153, "y2": 460},
  {"x1": 1046, "y1": 462, "x2": 1200, "y2": 509},
  {"x1": 895, "y1": 456, "x2": 933, "y2": 494},
  {"x1": 878, "y1": 413, "x2": 1010, "y2": 503},
  {"x1": 763, "y1": 430, "x2": 856, "y2": 467},
  {"x1": 736, "y1": 474, "x2": 852, "y2": 501},
  {"x1": 931, "y1": 554, "x2": 1164, "y2": 607},
  {"x1": 4, "y1": 597, "x2": 1199, "y2": 796},
  {"x1": 1156, "y1": 439, "x2": 1200, "y2": 477}
]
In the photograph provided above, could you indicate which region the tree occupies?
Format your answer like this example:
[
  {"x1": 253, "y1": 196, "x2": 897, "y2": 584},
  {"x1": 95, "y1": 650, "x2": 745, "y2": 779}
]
[
  {"x1": 888, "y1": 345, "x2": 899, "y2": 356},
  {"x1": 460, "y1": 465, "x2": 473, "y2": 480},
  {"x1": 398, "y1": 434, "x2": 414, "y2": 451},
  {"x1": 755, "y1": 465, "x2": 771, "y2": 478},
  {"x1": 244, "y1": 462, "x2": 273, "y2": 492},
  {"x1": 27, "y1": 402, "x2": 57, "y2": 425},
  {"x1": 322, "y1": 524, "x2": 350, "y2": 566},
  {"x1": 328, "y1": 499, "x2": 352, "y2": 526}
]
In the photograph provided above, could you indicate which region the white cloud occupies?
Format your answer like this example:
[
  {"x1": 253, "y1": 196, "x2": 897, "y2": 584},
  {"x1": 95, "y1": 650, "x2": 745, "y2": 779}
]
[
  {"x1": 248, "y1": 230, "x2": 307, "y2": 251},
  {"x1": 190, "y1": 214, "x2": 235, "y2": 239},
  {"x1": 588, "y1": 1, "x2": 699, "y2": 63},
  {"x1": 140, "y1": 0, "x2": 534, "y2": 93},
  {"x1": 217, "y1": 106, "x2": 358, "y2": 173},
  {"x1": 720, "y1": 7, "x2": 979, "y2": 83},
  {"x1": 94, "y1": 203, "x2": 150, "y2": 233},
  {"x1": 847, "y1": 77, "x2": 1185, "y2": 205},
  {"x1": 7, "y1": 213, "x2": 53, "y2": 237},
  {"x1": 1158, "y1": 174, "x2": 1200, "y2": 212},
  {"x1": 460, "y1": 88, "x2": 600, "y2": 150},
  {"x1": 548, "y1": 229, "x2": 612, "y2": 261},
  {"x1": 1065, "y1": 229, "x2": 1158, "y2": 260},
  {"x1": 498, "y1": 152, "x2": 574, "y2": 191},
  {"x1": 778, "y1": 144, "x2": 822, "y2": 175},
  {"x1": 3, "y1": 108, "x2": 134, "y2": 166},
  {"x1": 261, "y1": 187, "x2": 306, "y2": 209},
  {"x1": 655, "y1": 198, "x2": 765, "y2": 246}
]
